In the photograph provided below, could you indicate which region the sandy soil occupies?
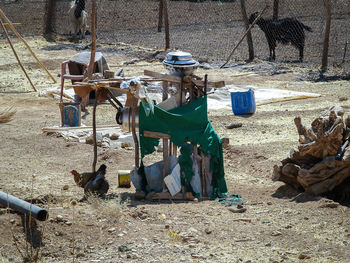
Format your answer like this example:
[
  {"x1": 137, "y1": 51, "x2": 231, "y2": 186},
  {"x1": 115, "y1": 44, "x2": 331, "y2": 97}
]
[{"x1": 0, "y1": 37, "x2": 350, "y2": 263}]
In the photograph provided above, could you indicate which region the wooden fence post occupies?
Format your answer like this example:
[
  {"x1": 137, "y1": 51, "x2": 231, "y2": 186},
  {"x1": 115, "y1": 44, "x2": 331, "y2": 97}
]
[
  {"x1": 240, "y1": 0, "x2": 254, "y2": 61},
  {"x1": 163, "y1": 0, "x2": 170, "y2": 49},
  {"x1": 44, "y1": 0, "x2": 56, "y2": 38},
  {"x1": 273, "y1": 0, "x2": 279, "y2": 20},
  {"x1": 88, "y1": 0, "x2": 97, "y2": 80},
  {"x1": 321, "y1": 0, "x2": 331, "y2": 72},
  {"x1": 158, "y1": 0, "x2": 163, "y2": 32}
]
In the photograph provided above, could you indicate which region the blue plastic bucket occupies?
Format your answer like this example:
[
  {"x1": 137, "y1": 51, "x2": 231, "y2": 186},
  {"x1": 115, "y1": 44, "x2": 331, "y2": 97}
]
[
  {"x1": 60, "y1": 102, "x2": 81, "y2": 127},
  {"x1": 230, "y1": 88, "x2": 256, "y2": 115}
]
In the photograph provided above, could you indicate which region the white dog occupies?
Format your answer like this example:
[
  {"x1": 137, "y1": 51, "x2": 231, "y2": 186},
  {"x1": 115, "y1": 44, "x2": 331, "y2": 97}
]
[{"x1": 68, "y1": 0, "x2": 87, "y2": 39}]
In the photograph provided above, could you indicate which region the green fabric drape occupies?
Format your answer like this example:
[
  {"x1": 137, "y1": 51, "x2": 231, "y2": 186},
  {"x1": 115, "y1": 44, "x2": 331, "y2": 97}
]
[{"x1": 139, "y1": 96, "x2": 228, "y2": 198}]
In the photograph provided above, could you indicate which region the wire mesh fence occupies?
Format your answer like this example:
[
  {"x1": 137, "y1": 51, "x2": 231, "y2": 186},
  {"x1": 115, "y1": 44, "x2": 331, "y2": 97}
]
[{"x1": 1, "y1": 0, "x2": 350, "y2": 72}]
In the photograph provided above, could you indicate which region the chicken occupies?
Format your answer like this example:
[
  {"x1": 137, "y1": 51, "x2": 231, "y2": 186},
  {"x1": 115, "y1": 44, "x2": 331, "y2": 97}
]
[{"x1": 71, "y1": 164, "x2": 109, "y2": 197}]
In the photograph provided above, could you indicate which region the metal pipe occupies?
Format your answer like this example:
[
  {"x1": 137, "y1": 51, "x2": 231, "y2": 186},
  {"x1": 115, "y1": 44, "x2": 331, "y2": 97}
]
[{"x1": 0, "y1": 191, "x2": 48, "y2": 221}]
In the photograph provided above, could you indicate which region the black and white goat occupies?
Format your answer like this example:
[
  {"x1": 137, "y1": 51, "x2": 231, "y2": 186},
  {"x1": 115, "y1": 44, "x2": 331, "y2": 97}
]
[
  {"x1": 68, "y1": 0, "x2": 87, "y2": 39},
  {"x1": 249, "y1": 12, "x2": 312, "y2": 62}
]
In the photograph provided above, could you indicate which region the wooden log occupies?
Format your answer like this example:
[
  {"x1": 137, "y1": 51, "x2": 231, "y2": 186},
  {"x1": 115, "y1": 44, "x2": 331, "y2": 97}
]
[
  {"x1": 306, "y1": 166, "x2": 350, "y2": 195},
  {"x1": 0, "y1": 18, "x2": 36, "y2": 92},
  {"x1": 0, "y1": 8, "x2": 56, "y2": 83}
]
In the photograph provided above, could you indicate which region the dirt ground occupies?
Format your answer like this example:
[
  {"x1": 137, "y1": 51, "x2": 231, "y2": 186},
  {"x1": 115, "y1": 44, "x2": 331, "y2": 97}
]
[{"x1": 0, "y1": 37, "x2": 350, "y2": 263}]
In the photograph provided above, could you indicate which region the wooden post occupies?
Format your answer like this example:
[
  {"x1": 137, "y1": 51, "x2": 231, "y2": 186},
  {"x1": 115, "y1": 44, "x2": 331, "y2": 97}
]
[
  {"x1": 162, "y1": 81, "x2": 168, "y2": 101},
  {"x1": 240, "y1": 0, "x2": 254, "y2": 61},
  {"x1": 131, "y1": 97, "x2": 139, "y2": 169},
  {"x1": 158, "y1": 0, "x2": 163, "y2": 32},
  {"x1": 163, "y1": 138, "x2": 169, "y2": 190},
  {"x1": 321, "y1": 0, "x2": 331, "y2": 72},
  {"x1": 44, "y1": 0, "x2": 56, "y2": 38},
  {"x1": 0, "y1": 8, "x2": 56, "y2": 83},
  {"x1": 273, "y1": 0, "x2": 279, "y2": 20},
  {"x1": 162, "y1": 0, "x2": 170, "y2": 49},
  {"x1": 221, "y1": 5, "x2": 268, "y2": 68},
  {"x1": 88, "y1": 0, "x2": 97, "y2": 79},
  {"x1": 0, "y1": 18, "x2": 37, "y2": 92},
  {"x1": 92, "y1": 89, "x2": 99, "y2": 173}
]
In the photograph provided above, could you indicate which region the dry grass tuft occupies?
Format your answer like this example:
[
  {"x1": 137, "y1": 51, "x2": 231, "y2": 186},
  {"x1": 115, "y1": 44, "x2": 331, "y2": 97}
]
[{"x1": 0, "y1": 107, "x2": 16, "y2": 123}]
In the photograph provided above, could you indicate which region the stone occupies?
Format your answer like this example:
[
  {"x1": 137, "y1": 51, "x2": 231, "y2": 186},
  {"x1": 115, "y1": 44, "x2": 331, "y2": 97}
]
[
  {"x1": 65, "y1": 221, "x2": 72, "y2": 226},
  {"x1": 221, "y1": 137, "x2": 230, "y2": 148},
  {"x1": 298, "y1": 253, "x2": 311, "y2": 260},
  {"x1": 108, "y1": 228, "x2": 116, "y2": 233},
  {"x1": 56, "y1": 215, "x2": 64, "y2": 222},
  {"x1": 271, "y1": 230, "x2": 282, "y2": 236},
  {"x1": 110, "y1": 133, "x2": 120, "y2": 140},
  {"x1": 121, "y1": 142, "x2": 132, "y2": 148},
  {"x1": 62, "y1": 185, "x2": 69, "y2": 190}
]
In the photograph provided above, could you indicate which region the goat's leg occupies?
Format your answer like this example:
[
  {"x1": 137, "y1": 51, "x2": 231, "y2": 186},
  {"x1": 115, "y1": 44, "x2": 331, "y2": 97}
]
[{"x1": 299, "y1": 46, "x2": 304, "y2": 62}]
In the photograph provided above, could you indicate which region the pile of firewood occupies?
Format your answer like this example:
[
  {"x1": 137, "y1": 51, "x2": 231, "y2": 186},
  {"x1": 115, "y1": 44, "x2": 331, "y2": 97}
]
[{"x1": 273, "y1": 106, "x2": 350, "y2": 201}]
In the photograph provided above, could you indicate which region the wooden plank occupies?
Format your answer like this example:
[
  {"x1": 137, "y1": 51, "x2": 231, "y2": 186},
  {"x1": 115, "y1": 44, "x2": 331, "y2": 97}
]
[
  {"x1": 152, "y1": 191, "x2": 194, "y2": 200},
  {"x1": 144, "y1": 70, "x2": 182, "y2": 83},
  {"x1": 191, "y1": 79, "x2": 225, "y2": 89},
  {"x1": 143, "y1": 130, "x2": 171, "y2": 139},
  {"x1": 42, "y1": 124, "x2": 120, "y2": 132}
]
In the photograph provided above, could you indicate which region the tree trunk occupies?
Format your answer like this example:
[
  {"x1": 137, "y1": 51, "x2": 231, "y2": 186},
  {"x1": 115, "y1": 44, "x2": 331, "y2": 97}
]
[
  {"x1": 321, "y1": 0, "x2": 331, "y2": 72},
  {"x1": 158, "y1": 0, "x2": 163, "y2": 32},
  {"x1": 44, "y1": 0, "x2": 56, "y2": 39},
  {"x1": 240, "y1": 0, "x2": 254, "y2": 61},
  {"x1": 162, "y1": 0, "x2": 170, "y2": 49}
]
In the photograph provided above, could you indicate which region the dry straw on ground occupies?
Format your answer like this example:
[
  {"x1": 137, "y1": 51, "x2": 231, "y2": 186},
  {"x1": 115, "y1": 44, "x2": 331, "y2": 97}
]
[{"x1": 0, "y1": 107, "x2": 16, "y2": 123}]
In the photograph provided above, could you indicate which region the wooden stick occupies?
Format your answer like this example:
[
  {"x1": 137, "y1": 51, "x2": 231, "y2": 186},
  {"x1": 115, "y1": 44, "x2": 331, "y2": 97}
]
[
  {"x1": 88, "y1": 0, "x2": 97, "y2": 79},
  {"x1": 0, "y1": 8, "x2": 56, "y2": 83},
  {"x1": 3, "y1": 23, "x2": 21, "y2": 27},
  {"x1": 92, "y1": 90, "x2": 99, "y2": 173},
  {"x1": 220, "y1": 5, "x2": 268, "y2": 68},
  {"x1": 0, "y1": 18, "x2": 36, "y2": 92}
]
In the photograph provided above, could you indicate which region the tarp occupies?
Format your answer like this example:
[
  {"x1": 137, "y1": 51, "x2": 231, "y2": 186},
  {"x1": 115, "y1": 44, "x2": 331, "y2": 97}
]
[
  {"x1": 207, "y1": 85, "x2": 321, "y2": 110},
  {"x1": 139, "y1": 96, "x2": 228, "y2": 198}
]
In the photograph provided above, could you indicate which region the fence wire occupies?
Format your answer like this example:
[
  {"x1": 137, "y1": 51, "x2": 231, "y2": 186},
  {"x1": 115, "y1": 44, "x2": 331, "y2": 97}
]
[{"x1": 1, "y1": 0, "x2": 350, "y2": 72}]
